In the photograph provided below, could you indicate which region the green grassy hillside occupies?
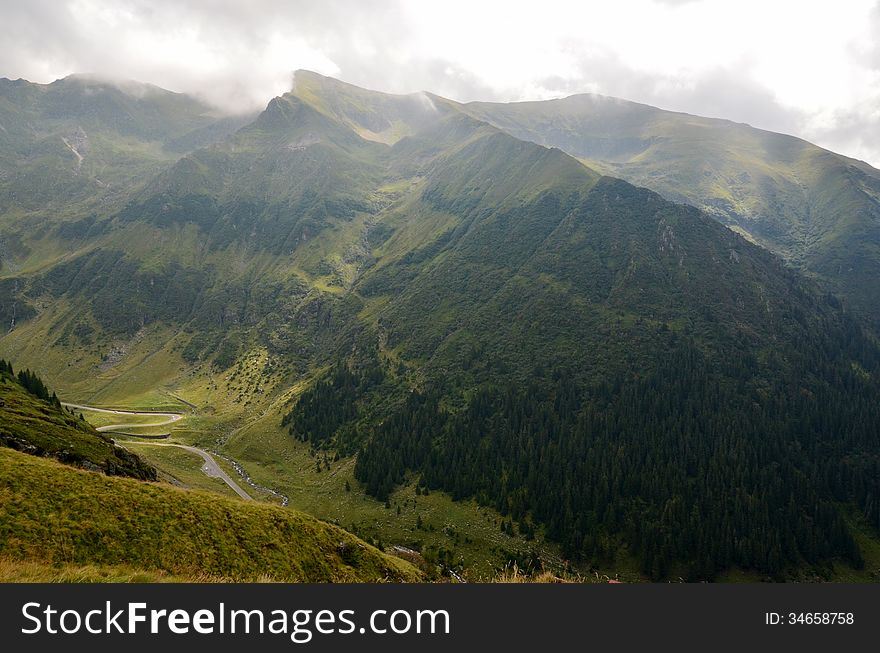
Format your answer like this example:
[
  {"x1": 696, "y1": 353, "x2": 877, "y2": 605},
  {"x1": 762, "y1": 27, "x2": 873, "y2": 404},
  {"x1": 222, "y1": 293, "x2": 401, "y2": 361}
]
[
  {"x1": 0, "y1": 75, "x2": 251, "y2": 291},
  {"x1": 0, "y1": 74, "x2": 248, "y2": 217},
  {"x1": 0, "y1": 446, "x2": 419, "y2": 582}
]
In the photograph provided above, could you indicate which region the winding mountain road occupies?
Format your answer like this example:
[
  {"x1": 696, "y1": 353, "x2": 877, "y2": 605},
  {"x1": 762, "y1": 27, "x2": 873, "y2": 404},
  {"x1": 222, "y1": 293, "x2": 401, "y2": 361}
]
[
  {"x1": 62, "y1": 403, "x2": 183, "y2": 433},
  {"x1": 64, "y1": 402, "x2": 252, "y2": 501},
  {"x1": 131, "y1": 441, "x2": 252, "y2": 501}
]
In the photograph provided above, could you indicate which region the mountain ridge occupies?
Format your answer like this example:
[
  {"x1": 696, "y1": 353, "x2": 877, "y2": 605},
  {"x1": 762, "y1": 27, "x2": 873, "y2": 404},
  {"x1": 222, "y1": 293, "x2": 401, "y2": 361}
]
[{"x1": 460, "y1": 89, "x2": 880, "y2": 324}]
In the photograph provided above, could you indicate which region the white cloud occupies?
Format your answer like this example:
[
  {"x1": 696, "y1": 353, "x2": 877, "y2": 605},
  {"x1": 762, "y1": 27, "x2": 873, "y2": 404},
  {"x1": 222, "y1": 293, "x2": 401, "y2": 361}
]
[{"x1": 1, "y1": 0, "x2": 879, "y2": 165}]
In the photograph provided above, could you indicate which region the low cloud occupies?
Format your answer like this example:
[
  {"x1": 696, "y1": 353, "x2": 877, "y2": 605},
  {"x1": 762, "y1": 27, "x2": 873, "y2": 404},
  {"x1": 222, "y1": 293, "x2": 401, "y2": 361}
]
[{"x1": 1, "y1": 0, "x2": 878, "y2": 165}]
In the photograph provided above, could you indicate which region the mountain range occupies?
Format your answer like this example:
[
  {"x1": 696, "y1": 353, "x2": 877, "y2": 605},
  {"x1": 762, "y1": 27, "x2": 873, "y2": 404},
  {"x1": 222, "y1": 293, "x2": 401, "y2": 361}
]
[
  {"x1": 463, "y1": 93, "x2": 880, "y2": 325},
  {"x1": 0, "y1": 70, "x2": 879, "y2": 581}
]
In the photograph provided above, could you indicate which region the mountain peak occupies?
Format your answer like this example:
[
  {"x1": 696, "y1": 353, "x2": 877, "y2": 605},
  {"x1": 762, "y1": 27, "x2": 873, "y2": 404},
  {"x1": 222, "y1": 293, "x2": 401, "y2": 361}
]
[
  {"x1": 287, "y1": 70, "x2": 448, "y2": 145},
  {"x1": 292, "y1": 69, "x2": 413, "y2": 99}
]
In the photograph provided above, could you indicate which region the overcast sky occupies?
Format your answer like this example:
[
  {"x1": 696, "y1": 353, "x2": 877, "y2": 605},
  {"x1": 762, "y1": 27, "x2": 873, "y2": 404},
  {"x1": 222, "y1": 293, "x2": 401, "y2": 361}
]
[{"x1": 3, "y1": 0, "x2": 879, "y2": 166}]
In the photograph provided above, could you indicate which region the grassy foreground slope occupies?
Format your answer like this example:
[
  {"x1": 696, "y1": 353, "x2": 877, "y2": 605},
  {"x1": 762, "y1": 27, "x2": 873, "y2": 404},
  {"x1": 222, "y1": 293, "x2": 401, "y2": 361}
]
[
  {"x1": 0, "y1": 447, "x2": 419, "y2": 582},
  {"x1": 0, "y1": 361, "x2": 418, "y2": 582},
  {"x1": 0, "y1": 557, "x2": 226, "y2": 583}
]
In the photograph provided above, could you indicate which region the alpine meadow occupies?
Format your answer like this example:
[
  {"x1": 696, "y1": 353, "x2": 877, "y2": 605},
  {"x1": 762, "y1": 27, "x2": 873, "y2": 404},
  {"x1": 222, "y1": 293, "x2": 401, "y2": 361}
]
[{"x1": 1, "y1": 67, "x2": 879, "y2": 584}]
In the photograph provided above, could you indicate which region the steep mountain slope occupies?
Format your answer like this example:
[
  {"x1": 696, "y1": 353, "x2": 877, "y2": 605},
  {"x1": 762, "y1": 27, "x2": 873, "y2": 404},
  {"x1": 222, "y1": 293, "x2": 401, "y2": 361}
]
[
  {"x1": 0, "y1": 75, "x2": 252, "y2": 277},
  {"x1": 305, "y1": 116, "x2": 880, "y2": 579},
  {"x1": 463, "y1": 95, "x2": 880, "y2": 324},
  {"x1": 0, "y1": 73, "x2": 460, "y2": 397},
  {"x1": 1, "y1": 72, "x2": 879, "y2": 580},
  {"x1": 0, "y1": 360, "x2": 156, "y2": 479}
]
